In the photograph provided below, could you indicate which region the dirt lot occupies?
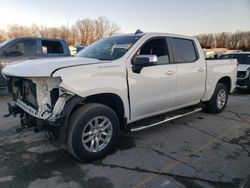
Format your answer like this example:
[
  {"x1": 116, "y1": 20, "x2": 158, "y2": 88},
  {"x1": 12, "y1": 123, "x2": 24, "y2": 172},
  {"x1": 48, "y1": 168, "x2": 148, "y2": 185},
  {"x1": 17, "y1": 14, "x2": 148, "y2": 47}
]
[{"x1": 0, "y1": 92, "x2": 250, "y2": 188}]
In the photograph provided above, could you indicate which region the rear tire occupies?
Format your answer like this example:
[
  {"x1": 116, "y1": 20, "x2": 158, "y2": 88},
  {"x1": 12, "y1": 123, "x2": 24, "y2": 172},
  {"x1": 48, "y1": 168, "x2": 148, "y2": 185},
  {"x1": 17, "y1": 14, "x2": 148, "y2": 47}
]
[
  {"x1": 204, "y1": 83, "x2": 228, "y2": 113},
  {"x1": 67, "y1": 103, "x2": 120, "y2": 161}
]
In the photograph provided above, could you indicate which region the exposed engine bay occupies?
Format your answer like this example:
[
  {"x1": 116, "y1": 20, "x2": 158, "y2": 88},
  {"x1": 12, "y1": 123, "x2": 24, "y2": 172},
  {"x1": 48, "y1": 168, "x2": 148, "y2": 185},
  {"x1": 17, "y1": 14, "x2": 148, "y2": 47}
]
[{"x1": 6, "y1": 76, "x2": 74, "y2": 138}]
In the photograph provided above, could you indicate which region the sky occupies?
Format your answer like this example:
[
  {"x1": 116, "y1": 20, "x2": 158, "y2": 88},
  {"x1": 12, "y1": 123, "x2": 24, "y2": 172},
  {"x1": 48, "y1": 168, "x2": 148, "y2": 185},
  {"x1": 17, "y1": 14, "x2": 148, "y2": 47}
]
[{"x1": 0, "y1": 0, "x2": 249, "y2": 35}]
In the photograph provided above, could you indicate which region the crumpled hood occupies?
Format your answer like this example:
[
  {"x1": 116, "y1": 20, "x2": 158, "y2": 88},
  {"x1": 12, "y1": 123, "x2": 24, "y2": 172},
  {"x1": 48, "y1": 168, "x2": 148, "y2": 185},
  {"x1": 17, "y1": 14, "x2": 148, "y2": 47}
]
[
  {"x1": 1, "y1": 57, "x2": 102, "y2": 77},
  {"x1": 237, "y1": 64, "x2": 250, "y2": 72}
]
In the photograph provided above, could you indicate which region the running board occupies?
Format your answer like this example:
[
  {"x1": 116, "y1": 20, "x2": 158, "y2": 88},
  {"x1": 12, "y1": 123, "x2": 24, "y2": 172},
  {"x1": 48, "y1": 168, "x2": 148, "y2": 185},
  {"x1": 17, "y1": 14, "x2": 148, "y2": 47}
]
[{"x1": 130, "y1": 107, "x2": 202, "y2": 132}]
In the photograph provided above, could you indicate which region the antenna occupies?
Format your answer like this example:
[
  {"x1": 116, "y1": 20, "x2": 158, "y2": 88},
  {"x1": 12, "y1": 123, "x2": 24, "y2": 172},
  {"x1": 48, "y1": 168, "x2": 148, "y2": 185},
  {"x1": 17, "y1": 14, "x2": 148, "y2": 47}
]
[{"x1": 135, "y1": 29, "x2": 143, "y2": 35}]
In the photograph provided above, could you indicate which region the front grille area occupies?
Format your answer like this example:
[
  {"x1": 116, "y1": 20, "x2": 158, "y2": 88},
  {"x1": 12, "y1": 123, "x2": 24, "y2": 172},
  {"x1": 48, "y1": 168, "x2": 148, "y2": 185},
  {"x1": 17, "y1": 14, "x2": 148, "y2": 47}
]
[
  {"x1": 22, "y1": 79, "x2": 38, "y2": 109},
  {"x1": 8, "y1": 77, "x2": 38, "y2": 109},
  {"x1": 50, "y1": 88, "x2": 59, "y2": 107},
  {"x1": 237, "y1": 71, "x2": 247, "y2": 79}
]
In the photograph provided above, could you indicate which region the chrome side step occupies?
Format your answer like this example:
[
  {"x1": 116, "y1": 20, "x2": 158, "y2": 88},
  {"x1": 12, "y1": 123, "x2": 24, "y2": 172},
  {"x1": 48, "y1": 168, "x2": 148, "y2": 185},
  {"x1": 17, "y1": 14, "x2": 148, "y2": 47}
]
[{"x1": 130, "y1": 107, "x2": 202, "y2": 132}]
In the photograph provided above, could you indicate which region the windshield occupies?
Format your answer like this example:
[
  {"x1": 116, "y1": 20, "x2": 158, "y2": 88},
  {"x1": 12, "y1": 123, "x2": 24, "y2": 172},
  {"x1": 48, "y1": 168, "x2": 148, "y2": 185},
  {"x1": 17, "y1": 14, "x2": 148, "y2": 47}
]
[
  {"x1": 220, "y1": 54, "x2": 250, "y2": 64},
  {"x1": 0, "y1": 39, "x2": 14, "y2": 48},
  {"x1": 76, "y1": 35, "x2": 142, "y2": 60}
]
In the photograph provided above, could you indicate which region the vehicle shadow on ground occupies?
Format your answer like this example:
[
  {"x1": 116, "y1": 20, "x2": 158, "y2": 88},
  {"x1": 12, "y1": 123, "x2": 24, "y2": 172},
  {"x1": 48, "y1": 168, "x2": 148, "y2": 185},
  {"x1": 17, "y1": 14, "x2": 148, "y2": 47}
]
[
  {"x1": 0, "y1": 139, "x2": 114, "y2": 188},
  {"x1": 0, "y1": 129, "x2": 138, "y2": 188}
]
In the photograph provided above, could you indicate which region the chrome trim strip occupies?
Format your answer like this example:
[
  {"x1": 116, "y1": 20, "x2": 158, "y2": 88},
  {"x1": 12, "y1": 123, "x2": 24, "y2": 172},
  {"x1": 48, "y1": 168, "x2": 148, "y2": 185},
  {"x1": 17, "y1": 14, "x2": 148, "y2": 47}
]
[{"x1": 131, "y1": 108, "x2": 202, "y2": 132}]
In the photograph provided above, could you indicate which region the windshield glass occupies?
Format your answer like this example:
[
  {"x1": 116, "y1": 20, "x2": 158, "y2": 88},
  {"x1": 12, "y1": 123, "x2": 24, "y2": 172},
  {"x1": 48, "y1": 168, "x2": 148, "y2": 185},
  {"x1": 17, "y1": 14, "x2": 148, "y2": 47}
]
[
  {"x1": 0, "y1": 39, "x2": 13, "y2": 48},
  {"x1": 76, "y1": 35, "x2": 142, "y2": 60},
  {"x1": 220, "y1": 54, "x2": 250, "y2": 64}
]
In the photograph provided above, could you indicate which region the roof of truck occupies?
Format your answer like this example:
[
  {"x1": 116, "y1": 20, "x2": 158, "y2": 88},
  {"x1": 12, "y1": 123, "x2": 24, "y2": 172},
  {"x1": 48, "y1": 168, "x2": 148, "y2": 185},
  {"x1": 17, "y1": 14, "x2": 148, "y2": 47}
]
[
  {"x1": 111, "y1": 32, "x2": 195, "y2": 40},
  {"x1": 9, "y1": 37, "x2": 67, "y2": 42}
]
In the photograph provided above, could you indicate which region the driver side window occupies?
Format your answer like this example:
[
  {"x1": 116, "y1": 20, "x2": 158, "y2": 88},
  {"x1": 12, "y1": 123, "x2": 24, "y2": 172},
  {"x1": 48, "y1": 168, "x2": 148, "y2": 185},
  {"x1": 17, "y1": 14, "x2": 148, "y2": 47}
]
[
  {"x1": 137, "y1": 38, "x2": 170, "y2": 65},
  {"x1": 4, "y1": 39, "x2": 36, "y2": 57}
]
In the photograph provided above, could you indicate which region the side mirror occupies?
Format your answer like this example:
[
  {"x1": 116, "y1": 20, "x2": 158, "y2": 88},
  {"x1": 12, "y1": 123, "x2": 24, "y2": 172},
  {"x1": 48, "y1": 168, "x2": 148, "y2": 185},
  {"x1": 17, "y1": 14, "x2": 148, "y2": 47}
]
[{"x1": 132, "y1": 55, "x2": 158, "y2": 66}]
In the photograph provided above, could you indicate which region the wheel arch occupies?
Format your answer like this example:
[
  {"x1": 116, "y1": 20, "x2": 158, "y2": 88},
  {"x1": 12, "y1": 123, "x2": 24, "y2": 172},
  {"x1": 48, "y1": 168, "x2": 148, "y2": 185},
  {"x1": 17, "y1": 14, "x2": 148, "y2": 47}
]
[
  {"x1": 202, "y1": 76, "x2": 232, "y2": 102},
  {"x1": 56, "y1": 92, "x2": 128, "y2": 146},
  {"x1": 217, "y1": 76, "x2": 231, "y2": 92},
  {"x1": 84, "y1": 93, "x2": 127, "y2": 131}
]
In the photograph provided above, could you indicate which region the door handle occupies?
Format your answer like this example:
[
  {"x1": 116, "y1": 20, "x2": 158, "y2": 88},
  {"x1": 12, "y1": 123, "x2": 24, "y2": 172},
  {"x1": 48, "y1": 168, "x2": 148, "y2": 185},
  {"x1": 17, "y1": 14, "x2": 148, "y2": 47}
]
[
  {"x1": 165, "y1": 70, "x2": 176, "y2": 75},
  {"x1": 197, "y1": 67, "x2": 205, "y2": 72}
]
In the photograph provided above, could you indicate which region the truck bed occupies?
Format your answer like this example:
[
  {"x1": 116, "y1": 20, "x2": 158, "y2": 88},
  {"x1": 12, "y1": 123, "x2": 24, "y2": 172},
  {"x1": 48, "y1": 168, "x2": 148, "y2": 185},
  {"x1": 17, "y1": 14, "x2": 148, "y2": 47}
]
[{"x1": 202, "y1": 59, "x2": 237, "y2": 101}]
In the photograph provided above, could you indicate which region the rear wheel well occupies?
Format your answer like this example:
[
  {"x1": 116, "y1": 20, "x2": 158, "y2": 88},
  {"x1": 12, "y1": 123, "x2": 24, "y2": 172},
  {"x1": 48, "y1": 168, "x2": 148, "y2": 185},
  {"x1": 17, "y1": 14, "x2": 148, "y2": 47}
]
[
  {"x1": 85, "y1": 93, "x2": 126, "y2": 130},
  {"x1": 217, "y1": 77, "x2": 231, "y2": 92}
]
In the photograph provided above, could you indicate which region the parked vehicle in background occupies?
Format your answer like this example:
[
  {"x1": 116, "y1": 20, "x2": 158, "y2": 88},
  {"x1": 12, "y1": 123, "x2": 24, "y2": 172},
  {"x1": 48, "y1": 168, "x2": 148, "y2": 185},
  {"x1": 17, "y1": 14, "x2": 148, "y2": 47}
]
[
  {"x1": 75, "y1": 45, "x2": 86, "y2": 53},
  {"x1": 204, "y1": 48, "x2": 228, "y2": 59},
  {"x1": 0, "y1": 37, "x2": 71, "y2": 92},
  {"x1": 225, "y1": 50, "x2": 242, "y2": 54},
  {"x1": 2, "y1": 32, "x2": 237, "y2": 161},
  {"x1": 69, "y1": 45, "x2": 86, "y2": 56},
  {"x1": 220, "y1": 52, "x2": 250, "y2": 93}
]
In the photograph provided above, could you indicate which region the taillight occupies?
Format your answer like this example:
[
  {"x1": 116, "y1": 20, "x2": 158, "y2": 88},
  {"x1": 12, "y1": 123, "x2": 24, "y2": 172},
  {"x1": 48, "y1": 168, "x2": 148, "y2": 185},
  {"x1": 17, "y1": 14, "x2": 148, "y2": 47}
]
[{"x1": 237, "y1": 61, "x2": 239, "y2": 66}]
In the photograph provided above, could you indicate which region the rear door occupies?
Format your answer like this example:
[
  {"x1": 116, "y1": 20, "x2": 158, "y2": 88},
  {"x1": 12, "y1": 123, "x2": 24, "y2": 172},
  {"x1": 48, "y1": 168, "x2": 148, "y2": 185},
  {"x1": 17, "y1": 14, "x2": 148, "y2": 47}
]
[{"x1": 171, "y1": 38, "x2": 206, "y2": 107}]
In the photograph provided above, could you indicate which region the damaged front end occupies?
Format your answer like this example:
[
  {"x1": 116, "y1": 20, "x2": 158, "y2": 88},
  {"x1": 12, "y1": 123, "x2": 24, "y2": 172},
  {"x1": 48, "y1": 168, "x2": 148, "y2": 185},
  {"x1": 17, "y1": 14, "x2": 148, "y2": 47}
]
[{"x1": 5, "y1": 76, "x2": 78, "y2": 145}]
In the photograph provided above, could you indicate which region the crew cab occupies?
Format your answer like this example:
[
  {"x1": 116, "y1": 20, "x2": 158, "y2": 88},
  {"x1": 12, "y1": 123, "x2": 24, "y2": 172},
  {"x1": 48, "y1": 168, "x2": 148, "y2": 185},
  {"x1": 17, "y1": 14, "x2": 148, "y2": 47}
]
[
  {"x1": 220, "y1": 52, "x2": 250, "y2": 93},
  {"x1": 0, "y1": 37, "x2": 70, "y2": 91},
  {"x1": 2, "y1": 32, "x2": 237, "y2": 161}
]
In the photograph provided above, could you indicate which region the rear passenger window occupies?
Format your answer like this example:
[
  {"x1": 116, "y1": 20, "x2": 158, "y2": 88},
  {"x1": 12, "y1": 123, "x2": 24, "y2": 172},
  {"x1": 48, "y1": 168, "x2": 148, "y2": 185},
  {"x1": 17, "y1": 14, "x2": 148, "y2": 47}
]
[
  {"x1": 41, "y1": 40, "x2": 63, "y2": 54},
  {"x1": 172, "y1": 38, "x2": 197, "y2": 63}
]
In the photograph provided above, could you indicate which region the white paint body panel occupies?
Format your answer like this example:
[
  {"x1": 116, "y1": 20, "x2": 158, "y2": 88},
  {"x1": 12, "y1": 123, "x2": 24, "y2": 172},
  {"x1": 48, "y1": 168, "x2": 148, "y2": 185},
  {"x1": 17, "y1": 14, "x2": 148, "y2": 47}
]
[
  {"x1": 127, "y1": 64, "x2": 177, "y2": 121},
  {"x1": 1, "y1": 57, "x2": 101, "y2": 77},
  {"x1": 53, "y1": 62, "x2": 130, "y2": 119},
  {"x1": 202, "y1": 59, "x2": 237, "y2": 101}
]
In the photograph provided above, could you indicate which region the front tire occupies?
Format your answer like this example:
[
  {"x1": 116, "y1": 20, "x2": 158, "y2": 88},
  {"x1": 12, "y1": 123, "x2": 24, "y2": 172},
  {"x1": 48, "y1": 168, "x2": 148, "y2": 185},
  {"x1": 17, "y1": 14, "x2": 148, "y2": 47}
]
[
  {"x1": 67, "y1": 103, "x2": 120, "y2": 161},
  {"x1": 204, "y1": 83, "x2": 228, "y2": 113}
]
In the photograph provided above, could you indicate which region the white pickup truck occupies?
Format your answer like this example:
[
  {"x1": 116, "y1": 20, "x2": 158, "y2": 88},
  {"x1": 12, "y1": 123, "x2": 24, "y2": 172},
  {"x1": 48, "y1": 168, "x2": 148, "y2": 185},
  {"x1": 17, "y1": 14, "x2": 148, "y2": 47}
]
[{"x1": 2, "y1": 32, "x2": 237, "y2": 161}]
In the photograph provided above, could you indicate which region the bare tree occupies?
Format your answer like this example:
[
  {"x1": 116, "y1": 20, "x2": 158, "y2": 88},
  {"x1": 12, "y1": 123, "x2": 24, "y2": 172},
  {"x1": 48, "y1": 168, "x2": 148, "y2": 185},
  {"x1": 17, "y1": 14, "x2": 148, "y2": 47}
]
[
  {"x1": 7, "y1": 24, "x2": 32, "y2": 38},
  {"x1": 196, "y1": 34, "x2": 215, "y2": 48},
  {"x1": 196, "y1": 31, "x2": 250, "y2": 51},
  {"x1": 30, "y1": 24, "x2": 40, "y2": 37},
  {"x1": 95, "y1": 17, "x2": 120, "y2": 39},
  {"x1": 1, "y1": 17, "x2": 121, "y2": 46},
  {"x1": 244, "y1": 32, "x2": 250, "y2": 50},
  {"x1": 0, "y1": 30, "x2": 7, "y2": 43},
  {"x1": 69, "y1": 25, "x2": 80, "y2": 45},
  {"x1": 227, "y1": 32, "x2": 244, "y2": 49},
  {"x1": 214, "y1": 32, "x2": 229, "y2": 48},
  {"x1": 75, "y1": 19, "x2": 92, "y2": 45},
  {"x1": 39, "y1": 26, "x2": 50, "y2": 38}
]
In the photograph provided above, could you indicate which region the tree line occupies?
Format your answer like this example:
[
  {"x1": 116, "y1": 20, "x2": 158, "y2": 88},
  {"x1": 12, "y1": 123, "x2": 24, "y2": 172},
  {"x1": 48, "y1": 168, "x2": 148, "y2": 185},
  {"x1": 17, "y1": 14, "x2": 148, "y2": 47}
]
[
  {"x1": 0, "y1": 19, "x2": 249, "y2": 51},
  {"x1": 0, "y1": 17, "x2": 120, "y2": 46},
  {"x1": 196, "y1": 31, "x2": 250, "y2": 51}
]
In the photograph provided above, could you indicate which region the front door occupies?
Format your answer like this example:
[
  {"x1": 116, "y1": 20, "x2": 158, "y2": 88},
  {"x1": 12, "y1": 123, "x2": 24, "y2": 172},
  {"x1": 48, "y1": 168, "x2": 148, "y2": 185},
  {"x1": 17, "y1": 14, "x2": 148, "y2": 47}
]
[
  {"x1": 128, "y1": 37, "x2": 177, "y2": 121},
  {"x1": 0, "y1": 39, "x2": 37, "y2": 64}
]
